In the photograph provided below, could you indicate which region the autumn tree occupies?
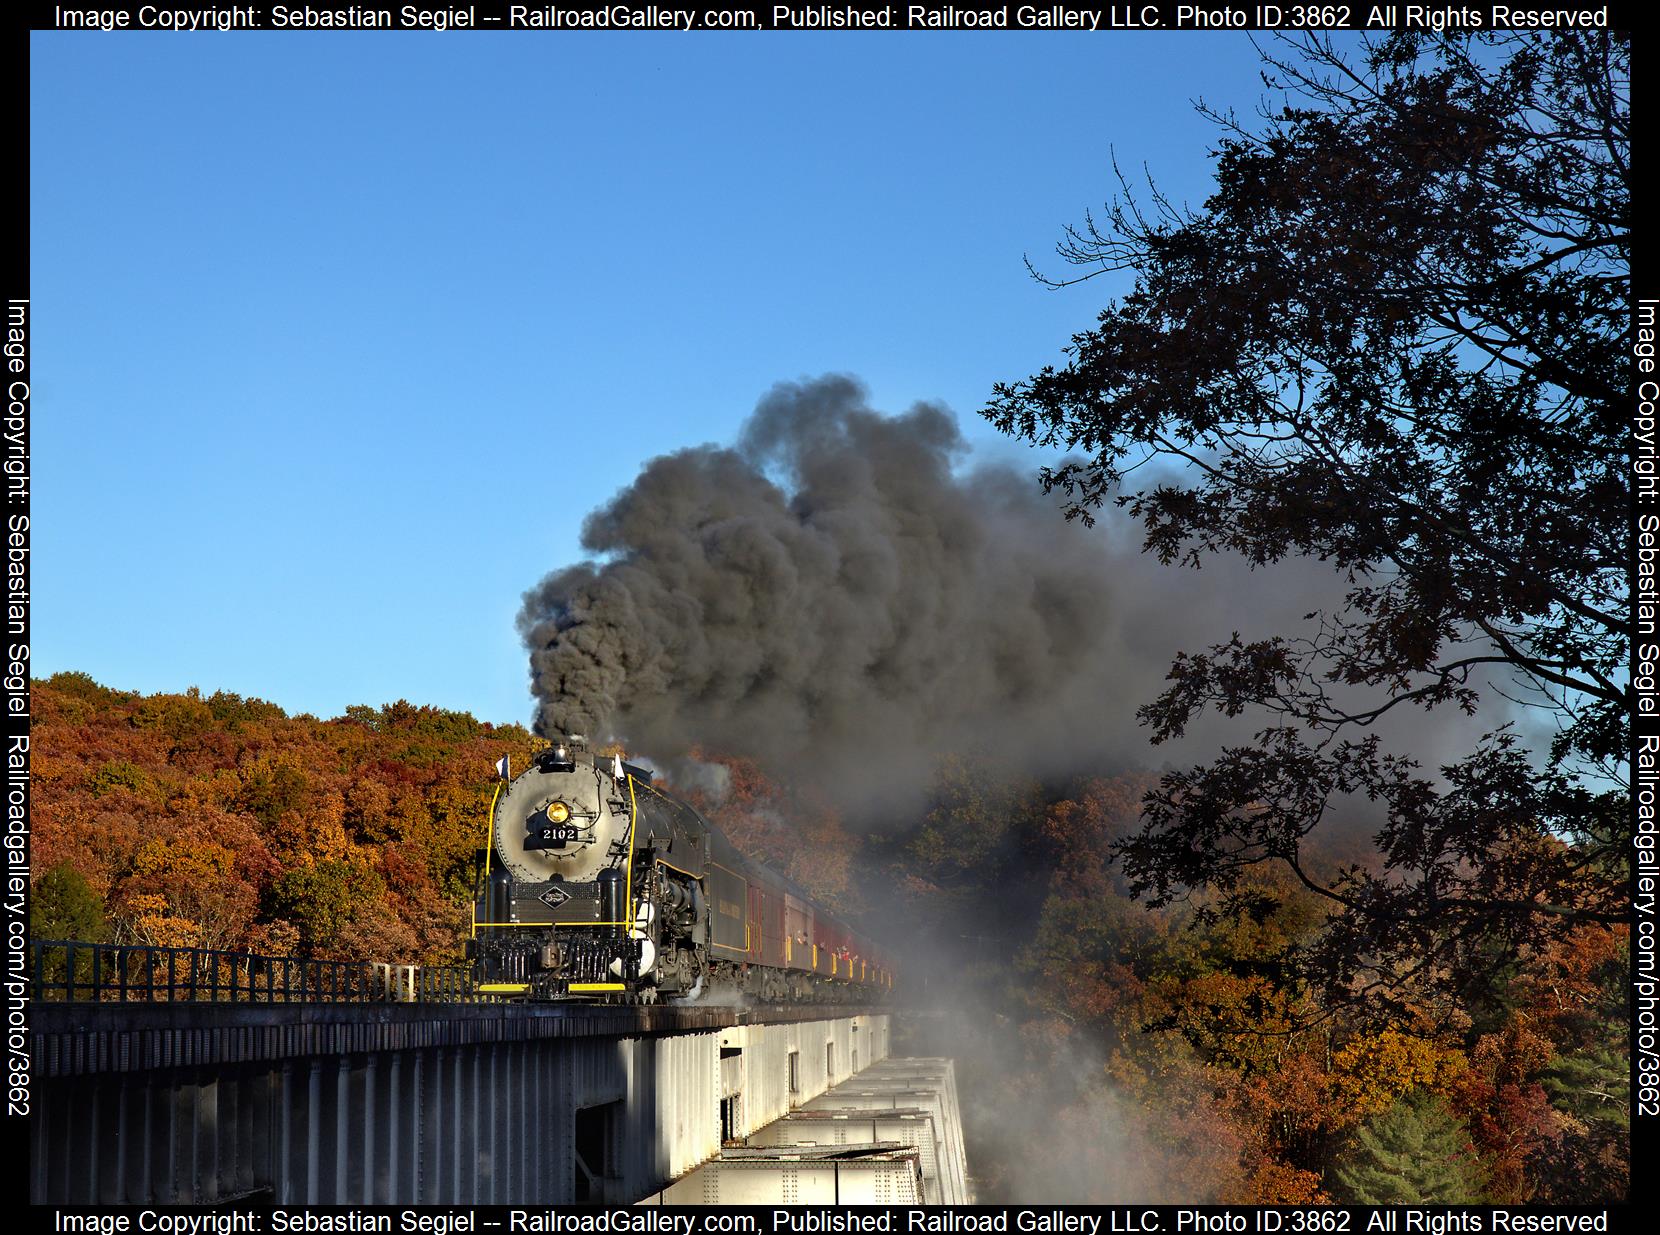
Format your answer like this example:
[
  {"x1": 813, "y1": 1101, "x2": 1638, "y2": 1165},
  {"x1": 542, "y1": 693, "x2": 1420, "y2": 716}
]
[
  {"x1": 111, "y1": 830, "x2": 258, "y2": 949},
  {"x1": 984, "y1": 33, "x2": 1628, "y2": 1013},
  {"x1": 669, "y1": 752, "x2": 860, "y2": 913},
  {"x1": 266, "y1": 859, "x2": 387, "y2": 954},
  {"x1": 905, "y1": 753, "x2": 1044, "y2": 897}
]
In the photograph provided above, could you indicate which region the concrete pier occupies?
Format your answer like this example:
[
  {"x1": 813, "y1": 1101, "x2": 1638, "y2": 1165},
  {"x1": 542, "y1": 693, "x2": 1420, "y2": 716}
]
[
  {"x1": 28, "y1": 1000, "x2": 889, "y2": 1205},
  {"x1": 636, "y1": 1056, "x2": 969, "y2": 1205}
]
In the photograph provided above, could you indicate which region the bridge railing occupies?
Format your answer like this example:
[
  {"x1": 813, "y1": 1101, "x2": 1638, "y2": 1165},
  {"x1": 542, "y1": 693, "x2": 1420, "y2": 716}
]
[{"x1": 29, "y1": 939, "x2": 487, "y2": 1004}]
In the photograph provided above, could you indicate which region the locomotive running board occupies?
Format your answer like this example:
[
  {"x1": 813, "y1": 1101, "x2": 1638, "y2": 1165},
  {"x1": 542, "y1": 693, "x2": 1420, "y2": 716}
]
[
  {"x1": 477, "y1": 983, "x2": 531, "y2": 994},
  {"x1": 568, "y1": 982, "x2": 627, "y2": 992}
]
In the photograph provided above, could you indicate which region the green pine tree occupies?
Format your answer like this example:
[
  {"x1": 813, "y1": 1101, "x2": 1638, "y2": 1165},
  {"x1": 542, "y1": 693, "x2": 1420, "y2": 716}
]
[
  {"x1": 1543, "y1": 1044, "x2": 1629, "y2": 1134},
  {"x1": 1533, "y1": 1045, "x2": 1630, "y2": 1201},
  {"x1": 30, "y1": 863, "x2": 109, "y2": 999},
  {"x1": 30, "y1": 862, "x2": 108, "y2": 942},
  {"x1": 1331, "y1": 1089, "x2": 1484, "y2": 1204}
]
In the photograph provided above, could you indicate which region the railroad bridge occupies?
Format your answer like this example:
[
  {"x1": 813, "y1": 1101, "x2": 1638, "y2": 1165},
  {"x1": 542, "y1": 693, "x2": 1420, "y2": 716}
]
[{"x1": 26, "y1": 941, "x2": 893, "y2": 1206}]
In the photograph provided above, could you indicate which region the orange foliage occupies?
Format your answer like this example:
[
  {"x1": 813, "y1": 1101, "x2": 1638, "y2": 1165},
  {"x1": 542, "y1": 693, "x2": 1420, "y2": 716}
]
[
  {"x1": 32, "y1": 674, "x2": 537, "y2": 963},
  {"x1": 1328, "y1": 1030, "x2": 1468, "y2": 1122},
  {"x1": 1509, "y1": 925, "x2": 1629, "y2": 1045},
  {"x1": 671, "y1": 750, "x2": 858, "y2": 913},
  {"x1": 1036, "y1": 774, "x2": 1156, "y2": 898}
]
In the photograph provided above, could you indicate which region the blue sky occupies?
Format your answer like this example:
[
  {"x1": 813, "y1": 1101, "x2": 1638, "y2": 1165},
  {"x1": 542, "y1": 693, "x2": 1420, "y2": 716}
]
[{"x1": 31, "y1": 31, "x2": 1294, "y2": 726}]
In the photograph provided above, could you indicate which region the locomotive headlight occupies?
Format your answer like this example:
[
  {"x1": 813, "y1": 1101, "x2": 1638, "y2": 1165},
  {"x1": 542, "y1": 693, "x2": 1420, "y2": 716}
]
[{"x1": 546, "y1": 801, "x2": 571, "y2": 824}]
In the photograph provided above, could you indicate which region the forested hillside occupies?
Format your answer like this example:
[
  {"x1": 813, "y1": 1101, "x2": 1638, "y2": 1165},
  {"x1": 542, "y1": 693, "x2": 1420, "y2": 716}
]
[
  {"x1": 879, "y1": 763, "x2": 1628, "y2": 1204},
  {"x1": 29, "y1": 671, "x2": 538, "y2": 962}
]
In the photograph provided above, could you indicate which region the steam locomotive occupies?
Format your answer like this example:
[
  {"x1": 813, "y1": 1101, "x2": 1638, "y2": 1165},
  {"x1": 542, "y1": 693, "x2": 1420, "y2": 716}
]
[{"x1": 469, "y1": 738, "x2": 894, "y2": 1002}]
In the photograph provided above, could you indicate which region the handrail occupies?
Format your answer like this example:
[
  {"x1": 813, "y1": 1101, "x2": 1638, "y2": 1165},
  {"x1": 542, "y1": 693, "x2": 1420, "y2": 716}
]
[{"x1": 28, "y1": 939, "x2": 490, "y2": 1004}]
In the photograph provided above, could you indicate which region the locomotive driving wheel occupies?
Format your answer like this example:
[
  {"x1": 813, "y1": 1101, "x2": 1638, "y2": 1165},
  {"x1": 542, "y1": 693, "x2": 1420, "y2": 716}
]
[{"x1": 674, "y1": 945, "x2": 703, "y2": 993}]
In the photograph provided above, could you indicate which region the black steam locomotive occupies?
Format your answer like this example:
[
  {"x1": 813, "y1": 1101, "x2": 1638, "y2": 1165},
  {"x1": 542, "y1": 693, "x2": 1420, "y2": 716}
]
[{"x1": 469, "y1": 739, "x2": 893, "y2": 1002}]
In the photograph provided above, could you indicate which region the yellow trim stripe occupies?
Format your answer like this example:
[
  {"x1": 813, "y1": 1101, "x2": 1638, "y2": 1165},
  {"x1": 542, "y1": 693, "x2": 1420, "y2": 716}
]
[
  {"x1": 638, "y1": 778, "x2": 682, "y2": 806},
  {"x1": 478, "y1": 982, "x2": 529, "y2": 994},
  {"x1": 478, "y1": 770, "x2": 645, "y2": 934},
  {"x1": 655, "y1": 856, "x2": 702, "y2": 881},
  {"x1": 624, "y1": 773, "x2": 640, "y2": 920},
  {"x1": 708, "y1": 861, "x2": 753, "y2": 956},
  {"x1": 569, "y1": 982, "x2": 626, "y2": 992},
  {"x1": 475, "y1": 921, "x2": 636, "y2": 928},
  {"x1": 474, "y1": 779, "x2": 507, "y2": 940},
  {"x1": 483, "y1": 781, "x2": 504, "y2": 876}
]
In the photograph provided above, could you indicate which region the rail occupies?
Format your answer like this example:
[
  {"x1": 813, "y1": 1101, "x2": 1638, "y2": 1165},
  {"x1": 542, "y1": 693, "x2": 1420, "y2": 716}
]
[{"x1": 29, "y1": 939, "x2": 485, "y2": 1004}]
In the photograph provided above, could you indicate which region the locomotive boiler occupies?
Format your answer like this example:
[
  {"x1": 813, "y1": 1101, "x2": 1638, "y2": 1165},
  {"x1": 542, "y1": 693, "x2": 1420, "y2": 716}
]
[{"x1": 469, "y1": 738, "x2": 893, "y2": 1002}]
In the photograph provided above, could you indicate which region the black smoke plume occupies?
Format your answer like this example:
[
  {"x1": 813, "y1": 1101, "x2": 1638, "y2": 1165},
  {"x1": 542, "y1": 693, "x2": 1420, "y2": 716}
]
[
  {"x1": 518, "y1": 375, "x2": 1502, "y2": 821},
  {"x1": 519, "y1": 376, "x2": 1147, "y2": 816}
]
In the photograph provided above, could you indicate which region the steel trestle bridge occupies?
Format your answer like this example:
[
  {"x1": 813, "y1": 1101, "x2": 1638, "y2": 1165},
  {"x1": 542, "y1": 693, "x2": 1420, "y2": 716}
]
[{"x1": 26, "y1": 939, "x2": 893, "y2": 1205}]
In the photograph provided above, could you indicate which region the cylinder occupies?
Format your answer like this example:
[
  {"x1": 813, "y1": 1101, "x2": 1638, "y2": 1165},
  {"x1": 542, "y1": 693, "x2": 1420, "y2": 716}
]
[
  {"x1": 597, "y1": 868, "x2": 624, "y2": 934},
  {"x1": 487, "y1": 866, "x2": 511, "y2": 925}
]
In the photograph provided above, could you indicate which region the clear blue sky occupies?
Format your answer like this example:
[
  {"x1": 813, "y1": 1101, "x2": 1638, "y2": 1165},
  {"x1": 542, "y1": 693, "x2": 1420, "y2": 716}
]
[{"x1": 31, "y1": 31, "x2": 1288, "y2": 726}]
